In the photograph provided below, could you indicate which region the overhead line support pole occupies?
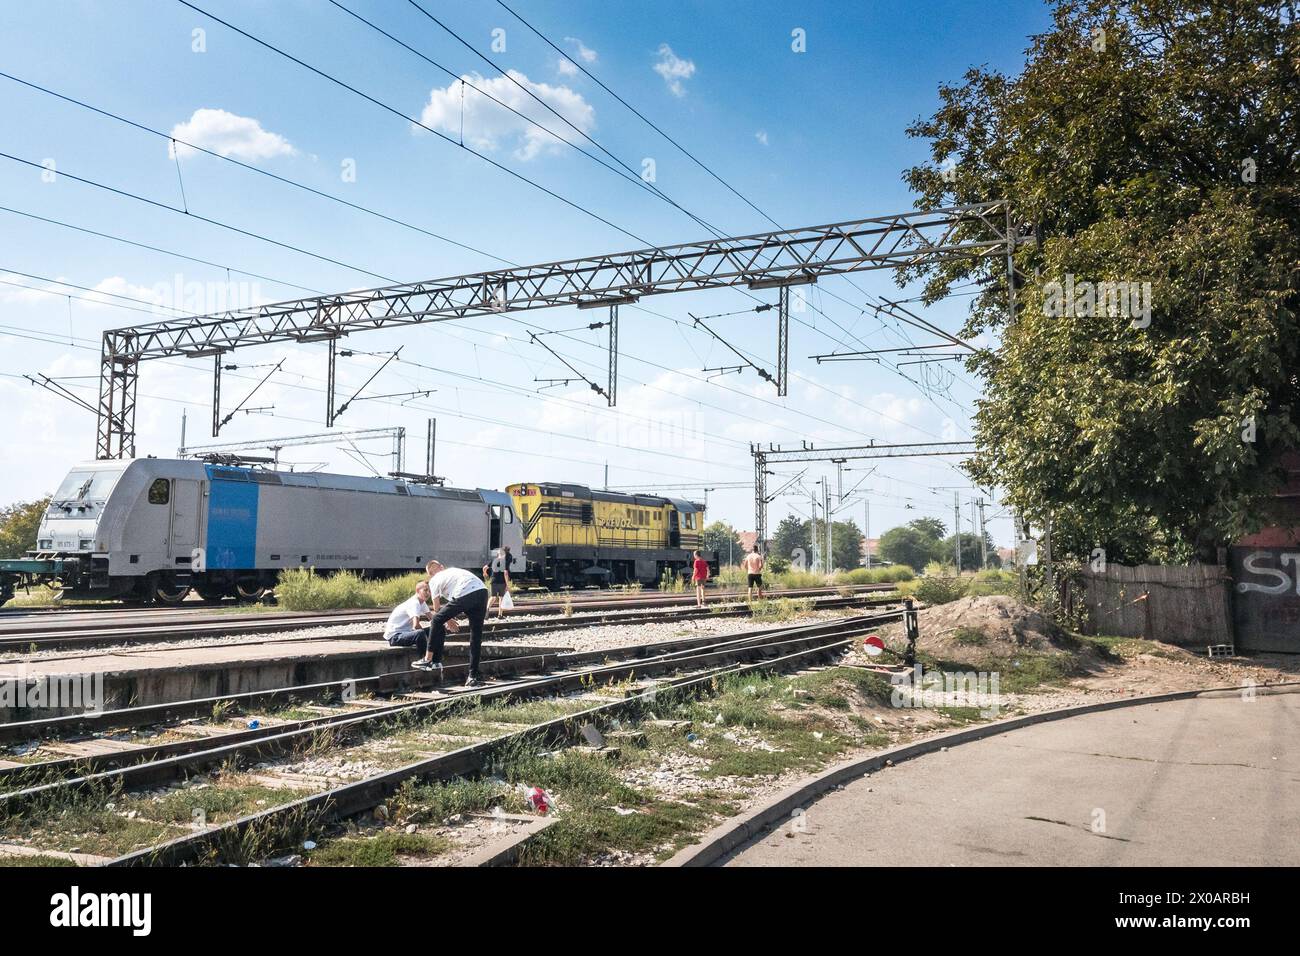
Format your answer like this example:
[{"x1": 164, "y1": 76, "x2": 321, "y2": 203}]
[
  {"x1": 327, "y1": 337, "x2": 338, "y2": 428},
  {"x1": 211, "y1": 355, "x2": 222, "y2": 438},
  {"x1": 608, "y1": 303, "x2": 618, "y2": 407},
  {"x1": 777, "y1": 285, "x2": 789, "y2": 397},
  {"x1": 753, "y1": 445, "x2": 768, "y2": 556}
]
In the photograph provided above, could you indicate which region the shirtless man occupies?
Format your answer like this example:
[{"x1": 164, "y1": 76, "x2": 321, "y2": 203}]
[{"x1": 742, "y1": 545, "x2": 766, "y2": 601}]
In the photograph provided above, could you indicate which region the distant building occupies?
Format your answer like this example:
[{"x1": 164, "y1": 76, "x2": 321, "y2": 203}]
[
  {"x1": 738, "y1": 531, "x2": 760, "y2": 554},
  {"x1": 860, "y1": 537, "x2": 880, "y2": 566}
]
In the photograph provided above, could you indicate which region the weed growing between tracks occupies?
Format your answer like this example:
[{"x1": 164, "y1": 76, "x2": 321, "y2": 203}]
[
  {"x1": 0, "y1": 767, "x2": 302, "y2": 859},
  {"x1": 2, "y1": 630, "x2": 975, "y2": 866},
  {"x1": 746, "y1": 597, "x2": 816, "y2": 622},
  {"x1": 302, "y1": 663, "x2": 986, "y2": 867}
]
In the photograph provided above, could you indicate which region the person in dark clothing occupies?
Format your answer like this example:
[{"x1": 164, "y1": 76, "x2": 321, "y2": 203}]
[
  {"x1": 482, "y1": 545, "x2": 513, "y2": 620},
  {"x1": 414, "y1": 559, "x2": 490, "y2": 687}
]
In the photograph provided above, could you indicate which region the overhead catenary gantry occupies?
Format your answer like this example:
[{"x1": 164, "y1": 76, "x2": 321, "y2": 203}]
[
  {"x1": 751, "y1": 440, "x2": 979, "y2": 555},
  {"x1": 94, "y1": 201, "x2": 1014, "y2": 459}
]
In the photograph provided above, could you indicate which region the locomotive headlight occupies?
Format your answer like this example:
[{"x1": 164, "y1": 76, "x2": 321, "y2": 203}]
[
  {"x1": 38, "y1": 539, "x2": 52, "y2": 550},
  {"x1": 79, "y1": 539, "x2": 92, "y2": 550}
]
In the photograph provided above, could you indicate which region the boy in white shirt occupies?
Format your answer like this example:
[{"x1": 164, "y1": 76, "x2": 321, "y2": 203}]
[
  {"x1": 415, "y1": 559, "x2": 489, "y2": 685},
  {"x1": 383, "y1": 581, "x2": 432, "y2": 666}
]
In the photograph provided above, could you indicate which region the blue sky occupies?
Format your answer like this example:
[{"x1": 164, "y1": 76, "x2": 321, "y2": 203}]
[{"x1": 0, "y1": 0, "x2": 1051, "y2": 551}]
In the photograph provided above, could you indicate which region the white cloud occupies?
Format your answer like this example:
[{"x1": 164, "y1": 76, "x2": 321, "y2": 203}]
[
  {"x1": 0, "y1": 275, "x2": 54, "y2": 305},
  {"x1": 416, "y1": 71, "x2": 595, "y2": 162},
  {"x1": 169, "y1": 108, "x2": 297, "y2": 162},
  {"x1": 85, "y1": 276, "x2": 166, "y2": 309},
  {"x1": 0, "y1": 274, "x2": 163, "y2": 310},
  {"x1": 653, "y1": 44, "x2": 695, "y2": 97},
  {"x1": 565, "y1": 37, "x2": 598, "y2": 63},
  {"x1": 556, "y1": 58, "x2": 579, "y2": 78},
  {"x1": 755, "y1": 130, "x2": 769, "y2": 146}
]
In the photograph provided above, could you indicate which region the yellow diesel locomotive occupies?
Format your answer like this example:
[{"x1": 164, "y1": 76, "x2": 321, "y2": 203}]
[{"x1": 505, "y1": 482, "x2": 717, "y2": 588}]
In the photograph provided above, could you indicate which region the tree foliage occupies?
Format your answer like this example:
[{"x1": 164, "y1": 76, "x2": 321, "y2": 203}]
[
  {"x1": 829, "y1": 519, "x2": 866, "y2": 571},
  {"x1": 0, "y1": 498, "x2": 49, "y2": 558},
  {"x1": 939, "y1": 531, "x2": 996, "y2": 570},
  {"x1": 879, "y1": 519, "x2": 947, "y2": 570},
  {"x1": 766, "y1": 515, "x2": 866, "y2": 570},
  {"x1": 702, "y1": 520, "x2": 744, "y2": 564},
  {"x1": 903, "y1": 0, "x2": 1300, "y2": 562},
  {"x1": 769, "y1": 515, "x2": 809, "y2": 565}
]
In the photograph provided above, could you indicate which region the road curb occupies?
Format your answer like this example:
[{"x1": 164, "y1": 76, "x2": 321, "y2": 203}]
[{"x1": 663, "y1": 679, "x2": 1300, "y2": 867}]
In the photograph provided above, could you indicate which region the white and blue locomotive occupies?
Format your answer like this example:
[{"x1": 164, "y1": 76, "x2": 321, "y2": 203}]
[{"x1": 1, "y1": 458, "x2": 523, "y2": 604}]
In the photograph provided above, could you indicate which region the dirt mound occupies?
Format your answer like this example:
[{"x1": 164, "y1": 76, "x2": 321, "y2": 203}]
[{"x1": 868, "y1": 595, "x2": 1084, "y2": 667}]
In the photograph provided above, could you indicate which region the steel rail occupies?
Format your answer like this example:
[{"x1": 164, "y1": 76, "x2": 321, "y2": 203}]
[
  {"x1": 2, "y1": 614, "x2": 899, "y2": 817},
  {"x1": 105, "y1": 624, "x2": 880, "y2": 866},
  {"x1": 0, "y1": 592, "x2": 891, "y2": 661},
  {"x1": 0, "y1": 583, "x2": 894, "y2": 639}
]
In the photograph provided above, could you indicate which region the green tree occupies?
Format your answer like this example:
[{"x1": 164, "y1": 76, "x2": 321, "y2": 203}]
[
  {"x1": 702, "y1": 520, "x2": 744, "y2": 566},
  {"x1": 830, "y1": 519, "x2": 865, "y2": 571},
  {"x1": 907, "y1": 517, "x2": 947, "y2": 542},
  {"x1": 938, "y1": 532, "x2": 992, "y2": 570},
  {"x1": 0, "y1": 497, "x2": 49, "y2": 558},
  {"x1": 769, "y1": 515, "x2": 810, "y2": 565},
  {"x1": 879, "y1": 522, "x2": 944, "y2": 571},
  {"x1": 903, "y1": 0, "x2": 1300, "y2": 562}
]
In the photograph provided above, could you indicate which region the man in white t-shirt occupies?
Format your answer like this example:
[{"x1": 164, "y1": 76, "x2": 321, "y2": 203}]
[
  {"x1": 415, "y1": 559, "x2": 489, "y2": 685},
  {"x1": 383, "y1": 581, "x2": 432, "y2": 665}
]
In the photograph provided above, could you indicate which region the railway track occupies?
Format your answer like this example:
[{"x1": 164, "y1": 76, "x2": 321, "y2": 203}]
[
  {"x1": 2, "y1": 594, "x2": 893, "y2": 662},
  {"x1": 0, "y1": 584, "x2": 895, "y2": 653},
  {"x1": 0, "y1": 609, "x2": 910, "y2": 866}
]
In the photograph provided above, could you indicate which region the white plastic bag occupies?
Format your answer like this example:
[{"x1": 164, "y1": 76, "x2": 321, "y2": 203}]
[{"x1": 500, "y1": 590, "x2": 514, "y2": 610}]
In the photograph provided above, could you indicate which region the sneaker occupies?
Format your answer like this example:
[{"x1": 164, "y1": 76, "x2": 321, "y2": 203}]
[
  {"x1": 464, "y1": 674, "x2": 484, "y2": 688},
  {"x1": 412, "y1": 659, "x2": 435, "y2": 672}
]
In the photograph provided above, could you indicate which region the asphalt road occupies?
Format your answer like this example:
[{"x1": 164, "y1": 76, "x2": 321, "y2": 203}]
[{"x1": 723, "y1": 691, "x2": 1300, "y2": 866}]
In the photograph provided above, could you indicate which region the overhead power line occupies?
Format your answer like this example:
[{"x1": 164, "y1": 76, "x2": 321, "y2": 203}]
[{"x1": 175, "y1": 0, "x2": 652, "y2": 246}]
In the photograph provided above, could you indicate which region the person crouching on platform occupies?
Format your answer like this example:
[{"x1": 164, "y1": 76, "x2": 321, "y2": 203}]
[
  {"x1": 413, "y1": 559, "x2": 489, "y2": 686},
  {"x1": 384, "y1": 581, "x2": 433, "y2": 666}
]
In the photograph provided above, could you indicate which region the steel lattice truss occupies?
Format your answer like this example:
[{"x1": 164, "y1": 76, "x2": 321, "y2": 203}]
[
  {"x1": 96, "y1": 201, "x2": 1011, "y2": 458},
  {"x1": 752, "y1": 441, "x2": 978, "y2": 553}
]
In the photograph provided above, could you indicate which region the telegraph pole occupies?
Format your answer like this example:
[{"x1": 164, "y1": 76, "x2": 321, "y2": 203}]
[
  {"x1": 864, "y1": 499, "x2": 871, "y2": 569},
  {"x1": 825, "y1": 482, "x2": 833, "y2": 572},
  {"x1": 977, "y1": 498, "x2": 988, "y2": 570},
  {"x1": 809, "y1": 483, "x2": 820, "y2": 573},
  {"x1": 426, "y1": 418, "x2": 436, "y2": 478},
  {"x1": 953, "y1": 492, "x2": 962, "y2": 572}
]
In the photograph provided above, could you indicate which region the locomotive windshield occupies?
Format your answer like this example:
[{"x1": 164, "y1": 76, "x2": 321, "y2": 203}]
[{"x1": 49, "y1": 469, "x2": 121, "y2": 510}]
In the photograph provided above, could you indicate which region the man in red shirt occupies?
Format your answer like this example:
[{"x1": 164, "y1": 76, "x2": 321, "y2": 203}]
[{"x1": 691, "y1": 549, "x2": 709, "y2": 607}]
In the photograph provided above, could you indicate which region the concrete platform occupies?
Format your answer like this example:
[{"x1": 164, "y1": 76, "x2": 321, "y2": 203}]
[{"x1": 0, "y1": 637, "x2": 570, "y2": 722}]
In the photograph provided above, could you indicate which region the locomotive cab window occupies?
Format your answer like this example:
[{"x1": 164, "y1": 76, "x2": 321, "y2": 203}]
[{"x1": 147, "y1": 478, "x2": 170, "y2": 505}]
